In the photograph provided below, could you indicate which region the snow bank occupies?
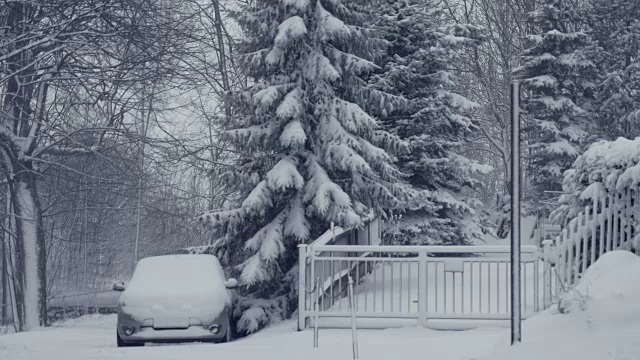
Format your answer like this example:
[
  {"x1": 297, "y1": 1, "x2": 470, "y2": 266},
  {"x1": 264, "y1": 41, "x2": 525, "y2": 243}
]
[
  {"x1": 557, "y1": 251, "x2": 640, "y2": 323},
  {"x1": 481, "y1": 251, "x2": 640, "y2": 360}
]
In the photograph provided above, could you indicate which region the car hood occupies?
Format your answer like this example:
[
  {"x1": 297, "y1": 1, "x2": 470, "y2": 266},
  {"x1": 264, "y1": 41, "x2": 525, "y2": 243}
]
[{"x1": 118, "y1": 288, "x2": 230, "y2": 323}]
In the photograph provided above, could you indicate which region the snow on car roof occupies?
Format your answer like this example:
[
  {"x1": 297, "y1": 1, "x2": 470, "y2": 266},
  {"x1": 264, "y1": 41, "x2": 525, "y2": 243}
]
[
  {"x1": 129, "y1": 254, "x2": 228, "y2": 292},
  {"x1": 120, "y1": 254, "x2": 231, "y2": 321}
]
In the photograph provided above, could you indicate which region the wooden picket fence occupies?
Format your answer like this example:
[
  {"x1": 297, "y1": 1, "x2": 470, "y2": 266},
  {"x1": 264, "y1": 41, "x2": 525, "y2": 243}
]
[{"x1": 554, "y1": 186, "x2": 638, "y2": 288}]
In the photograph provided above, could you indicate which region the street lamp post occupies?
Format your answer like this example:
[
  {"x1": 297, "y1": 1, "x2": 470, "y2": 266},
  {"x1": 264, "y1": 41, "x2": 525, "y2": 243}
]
[{"x1": 510, "y1": 80, "x2": 522, "y2": 345}]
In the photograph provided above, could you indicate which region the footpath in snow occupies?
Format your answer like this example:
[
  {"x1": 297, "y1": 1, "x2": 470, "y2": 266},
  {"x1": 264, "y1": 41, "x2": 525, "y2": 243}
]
[{"x1": 2, "y1": 251, "x2": 640, "y2": 360}]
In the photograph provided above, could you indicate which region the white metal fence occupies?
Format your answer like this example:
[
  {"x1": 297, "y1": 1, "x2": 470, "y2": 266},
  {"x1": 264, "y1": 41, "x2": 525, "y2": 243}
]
[
  {"x1": 298, "y1": 244, "x2": 557, "y2": 330},
  {"x1": 554, "y1": 187, "x2": 638, "y2": 288}
]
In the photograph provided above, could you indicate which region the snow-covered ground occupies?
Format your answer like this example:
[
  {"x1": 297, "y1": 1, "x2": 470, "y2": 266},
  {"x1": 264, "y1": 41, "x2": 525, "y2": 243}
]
[
  {"x1": 0, "y1": 314, "x2": 504, "y2": 360},
  {"x1": 478, "y1": 250, "x2": 640, "y2": 360},
  {"x1": 475, "y1": 215, "x2": 538, "y2": 246},
  {"x1": 2, "y1": 251, "x2": 639, "y2": 360}
]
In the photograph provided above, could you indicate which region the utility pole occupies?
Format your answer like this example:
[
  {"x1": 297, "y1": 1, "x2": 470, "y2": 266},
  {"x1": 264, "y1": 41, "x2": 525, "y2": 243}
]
[
  {"x1": 510, "y1": 80, "x2": 522, "y2": 344},
  {"x1": 1, "y1": 189, "x2": 7, "y2": 321},
  {"x1": 83, "y1": 176, "x2": 88, "y2": 292},
  {"x1": 1, "y1": 208, "x2": 7, "y2": 322}
]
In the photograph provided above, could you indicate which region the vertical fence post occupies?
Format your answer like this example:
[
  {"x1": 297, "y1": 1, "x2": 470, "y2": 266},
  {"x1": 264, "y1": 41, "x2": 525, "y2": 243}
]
[
  {"x1": 631, "y1": 187, "x2": 640, "y2": 255},
  {"x1": 559, "y1": 230, "x2": 567, "y2": 288},
  {"x1": 607, "y1": 193, "x2": 614, "y2": 252},
  {"x1": 613, "y1": 193, "x2": 620, "y2": 250},
  {"x1": 584, "y1": 206, "x2": 590, "y2": 273},
  {"x1": 555, "y1": 234, "x2": 562, "y2": 299},
  {"x1": 298, "y1": 245, "x2": 308, "y2": 331},
  {"x1": 598, "y1": 190, "x2": 606, "y2": 259},
  {"x1": 418, "y1": 250, "x2": 428, "y2": 327},
  {"x1": 348, "y1": 276, "x2": 359, "y2": 360},
  {"x1": 577, "y1": 211, "x2": 585, "y2": 276},
  {"x1": 567, "y1": 220, "x2": 574, "y2": 285},
  {"x1": 542, "y1": 240, "x2": 553, "y2": 308},
  {"x1": 314, "y1": 277, "x2": 320, "y2": 348},
  {"x1": 626, "y1": 188, "x2": 632, "y2": 250},
  {"x1": 591, "y1": 195, "x2": 598, "y2": 266}
]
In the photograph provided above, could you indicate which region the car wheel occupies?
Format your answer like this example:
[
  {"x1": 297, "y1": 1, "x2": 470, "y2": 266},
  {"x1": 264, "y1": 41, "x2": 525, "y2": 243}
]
[{"x1": 117, "y1": 330, "x2": 126, "y2": 347}]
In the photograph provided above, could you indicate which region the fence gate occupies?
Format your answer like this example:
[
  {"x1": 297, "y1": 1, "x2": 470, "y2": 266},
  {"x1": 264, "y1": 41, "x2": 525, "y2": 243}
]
[{"x1": 298, "y1": 244, "x2": 556, "y2": 330}]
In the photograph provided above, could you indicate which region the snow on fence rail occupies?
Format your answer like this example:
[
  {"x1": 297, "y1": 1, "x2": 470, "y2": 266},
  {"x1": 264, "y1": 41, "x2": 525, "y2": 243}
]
[
  {"x1": 554, "y1": 187, "x2": 638, "y2": 289},
  {"x1": 298, "y1": 244, "x2": 557, "y2": 330}
]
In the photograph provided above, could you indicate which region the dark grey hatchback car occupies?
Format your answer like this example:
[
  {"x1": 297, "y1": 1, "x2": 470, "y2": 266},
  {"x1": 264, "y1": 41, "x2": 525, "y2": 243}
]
[{"x1": 113, "y1": 254, "x2": 238, "y2": 347}]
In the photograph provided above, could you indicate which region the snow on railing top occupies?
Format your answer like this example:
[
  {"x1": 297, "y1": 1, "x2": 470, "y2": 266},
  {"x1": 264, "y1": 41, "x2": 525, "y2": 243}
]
[
  {"x1": 309, "y1": 244, "x2": 539, "y2": 254},
  {"x1": 311, "y1": 225, "x2": 347, "y2": 247},
  {"x1": 309, "y1": 212, "x2": 377, "y2": 247}
]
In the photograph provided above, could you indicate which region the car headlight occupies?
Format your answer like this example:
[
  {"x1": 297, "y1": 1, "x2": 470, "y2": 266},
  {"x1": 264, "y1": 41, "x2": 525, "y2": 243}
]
[
  {"x1": 208, "y1": 324, "x2": 220, "y2": 334},
  {"x1": 123, "y1": 326, "x2": 135, "y2": 336}
]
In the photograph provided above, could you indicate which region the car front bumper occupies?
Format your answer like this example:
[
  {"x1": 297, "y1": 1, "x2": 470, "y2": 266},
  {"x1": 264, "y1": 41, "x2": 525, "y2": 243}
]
[
  {"x1": 117, "y1": 308, "x2": 230, "y2": 343},
  {"x1": 122, "y1": 326, "x2": 224, "y2": 342}
]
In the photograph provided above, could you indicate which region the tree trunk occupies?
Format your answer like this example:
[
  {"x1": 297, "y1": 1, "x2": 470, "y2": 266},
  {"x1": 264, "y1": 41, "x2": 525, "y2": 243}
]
[
  {"x1": 11, "y1": 172, "x2": 46, "y2": 330},
  {"x1": 1, "y1": 211, "x2": 7, "y2": 322},
  {"x1": 4, "y1": 194, "x2": 20, "y2": 329}
]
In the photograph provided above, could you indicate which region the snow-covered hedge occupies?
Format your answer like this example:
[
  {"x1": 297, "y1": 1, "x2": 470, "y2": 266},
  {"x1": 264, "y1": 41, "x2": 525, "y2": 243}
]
[{"x1": 552, "y1": 137, "x2": 640, "y2": 236}]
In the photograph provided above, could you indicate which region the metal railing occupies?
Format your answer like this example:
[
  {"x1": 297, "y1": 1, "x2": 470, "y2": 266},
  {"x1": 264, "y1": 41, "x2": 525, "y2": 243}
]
[
  {"x1": 347, "y1": 275, "x2": 359, "y2": 360},
  {"x1": 308, "y1": 274, "x2": 359, "y2": 359},
  {"x1": 299, "y1": 244, "x2": 557, "y2": 330}
]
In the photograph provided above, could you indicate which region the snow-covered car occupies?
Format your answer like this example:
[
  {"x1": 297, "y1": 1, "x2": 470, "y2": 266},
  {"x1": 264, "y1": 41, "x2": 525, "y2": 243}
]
[{"x1": 113, "y1": 254, "x2": 238, "y2": 347}]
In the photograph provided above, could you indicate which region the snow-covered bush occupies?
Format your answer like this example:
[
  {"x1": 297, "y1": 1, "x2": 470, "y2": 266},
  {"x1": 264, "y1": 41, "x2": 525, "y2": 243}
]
[{"x1": 552, "y1": 137, "x2": 640, "y2": 250}]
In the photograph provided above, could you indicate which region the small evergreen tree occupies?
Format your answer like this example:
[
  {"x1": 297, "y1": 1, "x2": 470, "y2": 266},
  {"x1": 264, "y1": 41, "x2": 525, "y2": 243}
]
[
  {"x1": 588, "y1": 0, "x2": 640, "y2": 138},
  {"x1": 370, "y1": 0, "x2": 489, "y2": 246},
  {"x1": 515, "y1": 0, "x2": 597, "y2": 198},
  {"x1": 198, "y1": 0, "x2": 411, "y2": 332}
]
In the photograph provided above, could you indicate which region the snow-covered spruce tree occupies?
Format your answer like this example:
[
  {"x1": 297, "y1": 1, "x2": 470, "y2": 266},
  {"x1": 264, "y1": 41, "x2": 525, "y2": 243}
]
[
  {"x1": 198, "y1": 0, "x2": 411, "y2": 333},
  {"x1": 515, "y1": 0, "x2": 597, "y2": 199},
  {"x1": 588, "y1": 0, "x2": 640, "y2": 138},
  {"x1": 368, "y1": 0, "x2": 490, "y2": 246}
]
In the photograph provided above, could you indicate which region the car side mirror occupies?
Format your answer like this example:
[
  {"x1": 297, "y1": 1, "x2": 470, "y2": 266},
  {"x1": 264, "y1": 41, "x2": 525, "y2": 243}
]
[
  {"x1": 225, "y1": 278, "x2": 238, "y2": 289},
  {"x1": 113, "y1": 282, "x2": 126, "y2": 292}
]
